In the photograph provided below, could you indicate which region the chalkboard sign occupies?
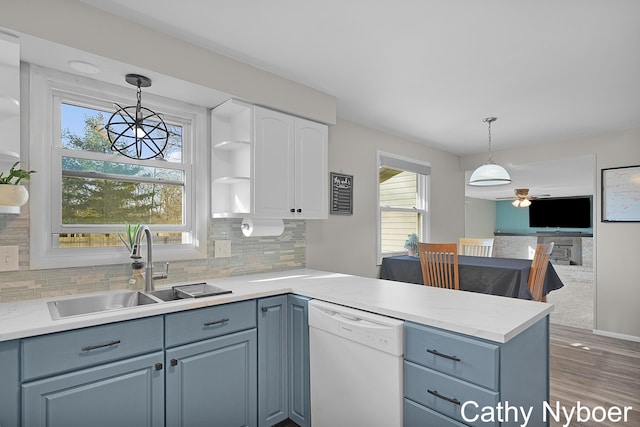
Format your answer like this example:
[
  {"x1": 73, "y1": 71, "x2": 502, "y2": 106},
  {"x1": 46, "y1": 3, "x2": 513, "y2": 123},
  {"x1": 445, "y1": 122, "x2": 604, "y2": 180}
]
[
  {"x1": 330, "y1": 172, "x2": 353, "y2": 215},
  {"x1": 602, "y1": 165, "x2": 640, "y2": 222}
]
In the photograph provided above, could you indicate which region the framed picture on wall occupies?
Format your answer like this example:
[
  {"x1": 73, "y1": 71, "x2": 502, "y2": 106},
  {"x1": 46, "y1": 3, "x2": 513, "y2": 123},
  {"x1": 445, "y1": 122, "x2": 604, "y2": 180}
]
[
  {"x1": 330, "y1": 172, "x2": 353, "y2": 215},
  {"x1": 601, "y1": 165, "x2": 640, "y2": 222}
]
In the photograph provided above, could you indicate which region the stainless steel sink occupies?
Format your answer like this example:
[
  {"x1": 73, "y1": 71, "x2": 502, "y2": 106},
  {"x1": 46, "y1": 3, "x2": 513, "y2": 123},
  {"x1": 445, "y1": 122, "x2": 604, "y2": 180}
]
[
  {"x1": 47, "y1": 291, "x2": 159, "y2": 320},
  {"x1": 148, "y1": 283, "x2": 232, "y2": 302},
  {"x1": 146, "y1": 288, "x2": 182, "y2": 302},
  {"x1": 47, "y1": 283, "x2": 233, "y2": 320}
]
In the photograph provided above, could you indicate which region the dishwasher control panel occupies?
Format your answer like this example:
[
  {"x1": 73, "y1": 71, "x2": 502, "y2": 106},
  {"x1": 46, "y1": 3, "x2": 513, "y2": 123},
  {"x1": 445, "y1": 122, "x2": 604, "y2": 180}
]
[{"x1": 308, "y1": 299, "x2": 404, "y2": 356}]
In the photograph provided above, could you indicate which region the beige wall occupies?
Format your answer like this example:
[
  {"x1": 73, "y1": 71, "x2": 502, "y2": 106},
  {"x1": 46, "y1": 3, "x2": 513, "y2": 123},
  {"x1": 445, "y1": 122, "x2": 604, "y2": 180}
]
[
  {"x1": 305, "y1": 119, "x2": 464, "y2": 279},
  {"x1": 464, "y1": 197, "x2": 496, "y2": 238},
  {"x1": 462, "y1": 129, "x2": 640, "y2": 340}
]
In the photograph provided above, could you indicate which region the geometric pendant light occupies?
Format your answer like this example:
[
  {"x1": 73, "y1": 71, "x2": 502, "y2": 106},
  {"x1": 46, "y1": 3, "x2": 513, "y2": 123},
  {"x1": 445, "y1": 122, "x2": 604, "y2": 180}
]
[
  {"x1": 468, "y1": 117, "x2": 512, "y2": 186},
  {"x1": 105, "y1": 74, "x2": 169, "y2": 160}
]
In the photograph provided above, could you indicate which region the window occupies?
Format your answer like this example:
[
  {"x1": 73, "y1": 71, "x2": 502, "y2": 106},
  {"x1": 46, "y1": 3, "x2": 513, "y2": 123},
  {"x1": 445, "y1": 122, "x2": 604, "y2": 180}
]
[
  {"x1": 377, "y1": 151, "x2": 430, "y2": 263},
  {"x1": 29, "y1": 66, "x2": 208, "y2": 269}
]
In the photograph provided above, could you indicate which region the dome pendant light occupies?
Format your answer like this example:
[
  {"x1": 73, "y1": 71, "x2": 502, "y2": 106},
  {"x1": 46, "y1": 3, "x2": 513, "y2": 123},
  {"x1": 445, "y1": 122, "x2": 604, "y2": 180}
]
[{"x1": 468, "y1": 117, "x2": 512, "y2": 186}]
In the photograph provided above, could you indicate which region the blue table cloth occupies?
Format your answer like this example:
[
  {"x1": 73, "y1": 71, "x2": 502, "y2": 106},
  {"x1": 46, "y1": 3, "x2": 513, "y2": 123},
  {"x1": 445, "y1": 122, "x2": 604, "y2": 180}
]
[{"x1": 379, "y1": 255, "x2": 564, "y2": 300}]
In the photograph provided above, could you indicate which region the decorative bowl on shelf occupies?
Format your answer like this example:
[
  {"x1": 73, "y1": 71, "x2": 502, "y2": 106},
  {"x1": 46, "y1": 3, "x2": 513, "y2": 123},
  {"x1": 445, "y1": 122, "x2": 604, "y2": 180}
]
[{"x1": 0, "y1": 184, "x2": 29, "y2": 207}]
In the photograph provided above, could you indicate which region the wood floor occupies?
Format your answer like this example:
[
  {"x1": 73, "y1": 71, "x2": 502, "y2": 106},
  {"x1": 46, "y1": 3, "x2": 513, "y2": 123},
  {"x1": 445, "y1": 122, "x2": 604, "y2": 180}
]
[
  {"x1": 277, "y1": 323, "x2": 640, "y2": 427},
  {"x1": 549, "y1": 323, "x2": 640, "y2": 427}
]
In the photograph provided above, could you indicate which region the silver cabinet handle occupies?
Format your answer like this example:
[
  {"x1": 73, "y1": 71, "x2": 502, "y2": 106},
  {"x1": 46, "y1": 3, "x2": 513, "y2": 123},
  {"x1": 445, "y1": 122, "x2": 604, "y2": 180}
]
[
  {"x1": 203, "y1": 318, "x2": 229, "y2": 327},
  {"x1": 81, "y1": 339, "x2": 121, "y2": 352},
  {"x1": 427, "y1": 348, "x2": 461, "y2": 362},
  {"x1": 427, "y1": 389, "x2": 461, "y2": 405}
]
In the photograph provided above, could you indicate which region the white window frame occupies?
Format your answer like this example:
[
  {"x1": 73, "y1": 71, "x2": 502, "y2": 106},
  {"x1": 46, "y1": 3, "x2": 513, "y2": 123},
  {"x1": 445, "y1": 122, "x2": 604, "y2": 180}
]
[
  {"x1": 376, "y1": 150, "x2": 431, "y2": 265},
  {"x1": 28, "y1": 65, "x2": 208, "y2": 269}
]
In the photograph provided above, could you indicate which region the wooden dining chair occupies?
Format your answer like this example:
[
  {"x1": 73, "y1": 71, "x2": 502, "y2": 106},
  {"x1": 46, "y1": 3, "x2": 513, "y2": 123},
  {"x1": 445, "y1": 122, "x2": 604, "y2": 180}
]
[
  {"x1": 528, "y1": 242, "x2": 555, "y2": 302},
  {"x1": 417, "y1": 243, "x2": 459, "y2": 290},
  {"x1": 459, "y1": 237, "x2": 495, "y2": 257}
]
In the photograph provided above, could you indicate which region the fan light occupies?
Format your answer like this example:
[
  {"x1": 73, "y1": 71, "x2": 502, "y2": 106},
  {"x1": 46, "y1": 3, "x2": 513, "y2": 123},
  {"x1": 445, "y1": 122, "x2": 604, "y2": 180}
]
[
  {"x1": 468, "y1": 117, "x2": 511, "y2": 186},
  {"x1": 511, "y1": 188, "x2": 532, "y2": 208},
  {"x1": 512, "y1": 198, "x2": 531, "y2": 208}
]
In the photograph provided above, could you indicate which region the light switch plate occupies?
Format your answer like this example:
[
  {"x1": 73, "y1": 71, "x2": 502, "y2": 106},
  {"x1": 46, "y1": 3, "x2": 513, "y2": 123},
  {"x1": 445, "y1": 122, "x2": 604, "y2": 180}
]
[
  {"x1": 214, "y1": 240, "x2": 231, "y2": 258},
  {"x1": 0, "y1": 246, "x2": 19, "y2": 272}
]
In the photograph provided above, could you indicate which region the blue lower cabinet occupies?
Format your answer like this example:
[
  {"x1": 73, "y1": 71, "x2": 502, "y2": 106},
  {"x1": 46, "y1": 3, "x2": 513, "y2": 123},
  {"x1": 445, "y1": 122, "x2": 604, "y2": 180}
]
[
  {"x1": 22, "y1": 351, "x2": 164, "y2": 427},
  {"x1": 165, "y1": 329, "x2": 258, "y2": 427},
  {"x1": 405, "y1": 398, "x2": 468, "y2": 427},
  {"x1": 258, "y1": 296, "x2": 289, "y2": 427},
  {"x1": 404, "y1": 318, "x2": 550, "y2": 427},
  {"x1": 405, "y1": 361, "x2": 499, "y2": 427},
  {"x1": 287, "y1": 295, "x2": 310, "y2": 427},
  {"x1": 0, "y1": 340, "x2": 20, "y2": 427}
]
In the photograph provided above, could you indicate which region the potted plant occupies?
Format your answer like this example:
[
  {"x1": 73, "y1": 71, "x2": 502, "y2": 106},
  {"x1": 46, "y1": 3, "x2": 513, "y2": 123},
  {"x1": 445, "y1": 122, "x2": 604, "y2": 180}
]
[
  {"x1": 119, "y1": 223, "x2": 146, "y2": 286},
  {"x1": 404, "y1": 233, "x2": 419, "y2": 257},
  {"x1": 0, "y1": 162, "x2": 35, "y2": 207}
]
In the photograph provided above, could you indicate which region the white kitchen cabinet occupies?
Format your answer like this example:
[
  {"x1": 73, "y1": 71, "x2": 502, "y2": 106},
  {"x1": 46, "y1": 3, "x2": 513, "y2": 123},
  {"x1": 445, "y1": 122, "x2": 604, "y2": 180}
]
[
  {"x1": 0, "y1": 32, "x2": 20, "y2": 165},
  {"x1": 211, "y1": 99, "x2": 253, "y2": 217},
  {"x1": 211, "y1": 99, "x2": 328, "y2": 219},
  {"x1": 0, "y1": 32, "x2": 22, "y2": 214},
  {"x1": 254, "y1": 108, "x2": 327, "y2": 219}
]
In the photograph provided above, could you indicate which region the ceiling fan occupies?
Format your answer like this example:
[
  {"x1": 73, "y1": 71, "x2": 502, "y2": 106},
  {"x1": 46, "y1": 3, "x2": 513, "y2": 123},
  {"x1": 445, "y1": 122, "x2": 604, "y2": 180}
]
[{"x1": 497, "y1": 188, "x2": 551, "y2": 207}]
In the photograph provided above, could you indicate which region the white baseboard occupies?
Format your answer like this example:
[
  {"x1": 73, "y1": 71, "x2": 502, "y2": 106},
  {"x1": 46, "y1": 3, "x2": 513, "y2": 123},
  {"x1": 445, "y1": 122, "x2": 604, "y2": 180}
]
[{"x1": 593, "y1": 329, "x2": 640, "y2": 343}]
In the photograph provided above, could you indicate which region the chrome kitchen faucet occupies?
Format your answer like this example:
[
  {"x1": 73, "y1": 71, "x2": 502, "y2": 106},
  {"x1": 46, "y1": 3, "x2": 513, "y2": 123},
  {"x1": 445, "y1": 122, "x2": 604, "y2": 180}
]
[{"x1": 130, "y1": 225, "x2": 169, "y2": 292}]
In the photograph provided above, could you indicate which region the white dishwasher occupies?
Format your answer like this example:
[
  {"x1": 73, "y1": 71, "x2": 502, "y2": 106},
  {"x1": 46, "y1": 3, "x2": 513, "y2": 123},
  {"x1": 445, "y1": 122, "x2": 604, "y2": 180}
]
[{"x1": 308, "y1": 299, "x2": 404, "y2": 427}]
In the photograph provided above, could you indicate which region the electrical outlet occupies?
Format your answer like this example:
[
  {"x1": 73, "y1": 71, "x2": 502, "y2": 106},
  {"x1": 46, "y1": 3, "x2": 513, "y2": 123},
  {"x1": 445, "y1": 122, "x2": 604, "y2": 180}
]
[
  {"x1": 214, "y1": 240, "x2": 231, "y2": 258},
  {"x1": 0, "y1": 246, "x2": 19, "y2": 272}
]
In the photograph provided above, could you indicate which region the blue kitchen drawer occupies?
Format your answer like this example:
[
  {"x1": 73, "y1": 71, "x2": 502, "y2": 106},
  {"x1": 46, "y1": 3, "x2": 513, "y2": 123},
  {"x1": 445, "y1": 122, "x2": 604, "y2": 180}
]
[
  {"x1": 405, "y1": 321, "x2": 499, "y2": 390},
  {"x1": 404, "y1": 398, "x2": 468, "y2": 427},
  {"x1": 404, "y1": 361, "x2": 499, "y2": 427},
  {"x1": 21, "y1": 316, "x2": 164, "y2": 381},
  {"x1": 164, "y1": 299, "x2": 256, "y2": 347}
]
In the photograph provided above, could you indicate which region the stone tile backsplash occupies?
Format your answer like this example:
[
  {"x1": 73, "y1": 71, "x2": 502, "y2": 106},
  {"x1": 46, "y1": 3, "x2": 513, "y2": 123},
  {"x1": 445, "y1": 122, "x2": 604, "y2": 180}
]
[{"x1": 0, "y1": 213, "x2": 305, "y2": 303}]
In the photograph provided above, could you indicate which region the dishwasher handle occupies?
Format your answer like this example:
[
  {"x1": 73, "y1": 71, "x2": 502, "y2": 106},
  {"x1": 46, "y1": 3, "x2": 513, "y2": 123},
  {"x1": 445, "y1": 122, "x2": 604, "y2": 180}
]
[
  {"x1": 311, "y1": 303, "x2": 400, "y2": 331},
  {"x1": 337, "y1": 313, "x2": 361, "y2": 322}
]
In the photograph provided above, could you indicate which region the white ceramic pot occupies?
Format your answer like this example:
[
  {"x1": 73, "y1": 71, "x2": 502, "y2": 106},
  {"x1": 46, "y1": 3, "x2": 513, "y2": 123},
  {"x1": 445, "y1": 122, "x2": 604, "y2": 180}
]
[{"x1": 0, "y1": 184, "x2": 29, "y2": 207}]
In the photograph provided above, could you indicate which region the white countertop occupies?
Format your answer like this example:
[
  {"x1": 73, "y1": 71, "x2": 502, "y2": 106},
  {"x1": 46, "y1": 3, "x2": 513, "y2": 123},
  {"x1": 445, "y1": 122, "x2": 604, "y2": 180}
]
[{"x1": 0, "y1": 269, "x2": 553, "y2": 343}]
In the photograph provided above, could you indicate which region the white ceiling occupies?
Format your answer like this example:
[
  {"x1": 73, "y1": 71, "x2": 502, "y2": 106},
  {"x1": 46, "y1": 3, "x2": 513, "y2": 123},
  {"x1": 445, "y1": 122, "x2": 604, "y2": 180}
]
[
  {"x1": 79, "y1": 0, "x2": 640, "y2": 157},
  {"x1": 11, "y1": 1, "x2": 639, "y2": 201}
]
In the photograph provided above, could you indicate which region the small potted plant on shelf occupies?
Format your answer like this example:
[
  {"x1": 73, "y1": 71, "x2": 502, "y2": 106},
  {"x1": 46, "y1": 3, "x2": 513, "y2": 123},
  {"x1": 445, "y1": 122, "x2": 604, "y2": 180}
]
[
  {"x1": 404, "y1": 233, "x2": 419, "y2": 257},
  {"x1": 0, "y1": 162, "x2": 35, "y2": 207}
]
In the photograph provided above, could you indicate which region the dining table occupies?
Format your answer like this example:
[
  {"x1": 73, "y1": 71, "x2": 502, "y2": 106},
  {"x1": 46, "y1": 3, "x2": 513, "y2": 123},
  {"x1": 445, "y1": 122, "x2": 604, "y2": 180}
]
[{"x1": 379, "y1": 255, "x2": 564, "y2": 300}]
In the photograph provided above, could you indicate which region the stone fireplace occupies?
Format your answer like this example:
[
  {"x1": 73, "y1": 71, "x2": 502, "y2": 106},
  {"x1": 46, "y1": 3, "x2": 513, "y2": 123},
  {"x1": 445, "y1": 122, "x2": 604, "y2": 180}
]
[
  {"x1": 538, "y1": 235, "x2": 582, "y2": 266},
  {"x1": 493, "y1": 234, "x2": 593, "y2": 285}
]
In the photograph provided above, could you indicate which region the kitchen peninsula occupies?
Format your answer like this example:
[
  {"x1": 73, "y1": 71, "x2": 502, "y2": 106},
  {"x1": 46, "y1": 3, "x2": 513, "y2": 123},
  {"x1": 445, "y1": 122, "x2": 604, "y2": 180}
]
[{"x1": 0, "y1": 269, "x2": 553, "y2": 427}]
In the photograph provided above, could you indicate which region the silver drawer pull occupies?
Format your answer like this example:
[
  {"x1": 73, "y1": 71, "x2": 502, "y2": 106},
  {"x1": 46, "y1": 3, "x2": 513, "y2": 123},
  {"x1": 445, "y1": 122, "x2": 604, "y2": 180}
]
[
  {"x1": 427, "y1": 389, "x2": 461, "y2": 405},
  {"x1": 203, "y1": 318, "x2": 229, "y2": 327},
  {"x1": 81, "y1": 339, "x2": 121, "y2": 352},
  {"x1": 427, "y1": 348, "x2": 461, "y2": 362}
]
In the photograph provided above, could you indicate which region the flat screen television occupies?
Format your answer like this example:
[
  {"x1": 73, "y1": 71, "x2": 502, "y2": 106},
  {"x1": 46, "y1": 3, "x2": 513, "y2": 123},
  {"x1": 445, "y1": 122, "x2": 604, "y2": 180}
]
[{"x1": 528, "y1": 197, "x2": 591, "y2": 228}]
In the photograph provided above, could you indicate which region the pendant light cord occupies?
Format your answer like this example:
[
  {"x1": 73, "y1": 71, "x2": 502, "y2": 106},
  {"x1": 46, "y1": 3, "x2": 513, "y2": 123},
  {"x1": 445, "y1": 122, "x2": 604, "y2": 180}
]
[{"x1": 483, "y1": 117, "x2": 497, "y2": 163}]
